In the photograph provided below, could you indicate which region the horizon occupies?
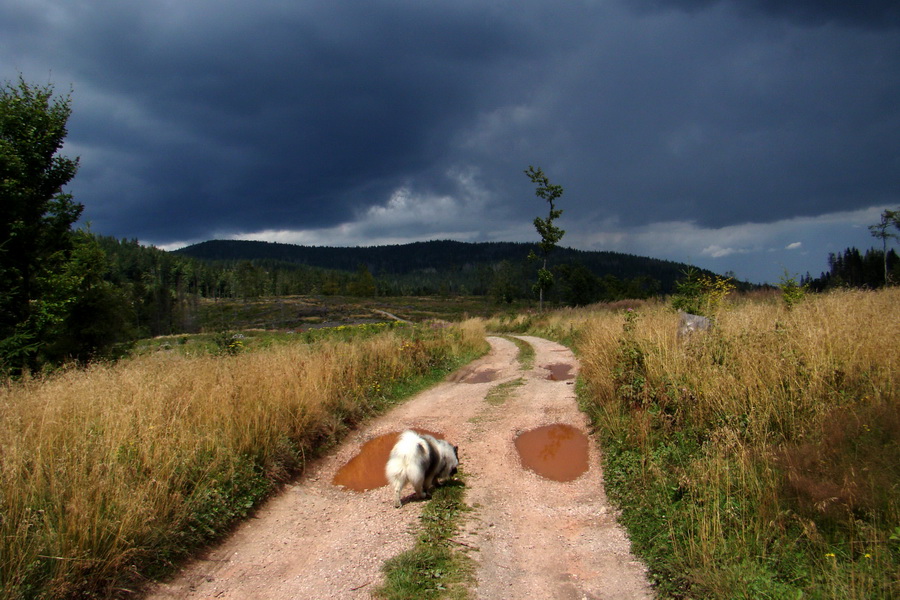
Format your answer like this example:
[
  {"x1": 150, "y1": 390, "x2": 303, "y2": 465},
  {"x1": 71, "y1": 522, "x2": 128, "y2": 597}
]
[{"x1": 163, "y1": 236, "x2": 870, "y2": 284}]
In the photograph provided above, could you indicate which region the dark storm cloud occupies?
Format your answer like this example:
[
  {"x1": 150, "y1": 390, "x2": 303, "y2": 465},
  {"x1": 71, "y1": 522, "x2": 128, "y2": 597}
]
[
  {"x1": 11, "y1": 1, "x2": 556, "y2": 239},
  {"x1": 449, "y1": 3, "x2": 900, "y2": 229},
  {"x1": 2, "y1": 0, "x2": 899, "y2": 281},
  {"x1": 630, "y1": 0, "x2": 900, "y2": 29}
]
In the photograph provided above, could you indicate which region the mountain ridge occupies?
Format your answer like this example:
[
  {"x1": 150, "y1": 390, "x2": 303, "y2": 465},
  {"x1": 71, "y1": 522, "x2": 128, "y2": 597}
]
[{"x1": 174, "y1": 238, "x2": 717, "y2": 294}]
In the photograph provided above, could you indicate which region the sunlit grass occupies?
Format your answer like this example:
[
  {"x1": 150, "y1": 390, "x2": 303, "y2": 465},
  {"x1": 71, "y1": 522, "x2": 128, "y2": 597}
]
[
  {"x1": 500, "y1": 335, "x2": 535, "y2": 371},
  {"x1": 568, "y1": 288, "x2": 899, "y2": 598},
  {"x1": 5, "y1": 287, "x2": 896, "y2": 599},
  {"x1": 0, "y1": 319, "x2": 487, "y2": 599}
]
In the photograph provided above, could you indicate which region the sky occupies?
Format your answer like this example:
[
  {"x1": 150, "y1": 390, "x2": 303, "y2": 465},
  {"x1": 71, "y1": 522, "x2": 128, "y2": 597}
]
[{"x1": 3, "y1": 0, "x2": 899, "y2": 284}]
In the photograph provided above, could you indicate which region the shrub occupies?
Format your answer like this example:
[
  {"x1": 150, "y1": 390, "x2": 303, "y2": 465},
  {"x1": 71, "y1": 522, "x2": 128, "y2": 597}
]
[
  {"x1": 778, "y1": 270, "x2": 809, "y2": 310},
  {"x1": 670, "y1": 268, "x2": 735, "y2": 317}
]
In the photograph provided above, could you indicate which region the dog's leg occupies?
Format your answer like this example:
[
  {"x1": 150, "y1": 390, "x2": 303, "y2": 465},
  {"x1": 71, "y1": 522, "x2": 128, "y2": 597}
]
[
  {"x1": 423, "y1": 474, "x2": 436, "y2": 495},
  {"x1": 413, "y1": 478, "x2": 429, "y2": 499},
  {"x1": 392, "y1": 479, "x2": 404, "y2": 508}
]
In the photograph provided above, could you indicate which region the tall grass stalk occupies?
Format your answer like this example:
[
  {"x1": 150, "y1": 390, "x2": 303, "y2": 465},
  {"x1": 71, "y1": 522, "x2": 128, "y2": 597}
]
[
  {"x1": 574, "y1": 289, "x2": 898, "y2": 598},
  {"x1": 0, "y1": 320, "x2": 487, "y2": 599}
]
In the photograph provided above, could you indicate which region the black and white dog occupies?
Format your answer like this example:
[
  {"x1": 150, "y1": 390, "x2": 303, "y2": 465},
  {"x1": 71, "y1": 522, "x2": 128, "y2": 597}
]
[{"x1": 385, "y1": 430, "x2": 459, "y2": 508}]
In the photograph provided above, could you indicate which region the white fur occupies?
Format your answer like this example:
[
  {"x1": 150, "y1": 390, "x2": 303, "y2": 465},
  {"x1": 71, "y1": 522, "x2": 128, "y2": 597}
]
[{"x1": 385, "y1": 430, "x2": 459, "y2": 508}]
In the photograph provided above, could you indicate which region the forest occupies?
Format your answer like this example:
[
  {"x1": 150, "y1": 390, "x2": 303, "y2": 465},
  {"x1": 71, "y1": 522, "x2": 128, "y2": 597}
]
[
  {"x1": 1, "y1": 224, "x2": 717, "y2": 375},
  {"x1": 174, "y1": 238, "x2": 710, "y2": 298},
  {"x1": 92, "y1": 234, "x2": 708, "y2": 331},
  {"x1": 805, "y1": 246, "x2": 900, "y2": 291}
]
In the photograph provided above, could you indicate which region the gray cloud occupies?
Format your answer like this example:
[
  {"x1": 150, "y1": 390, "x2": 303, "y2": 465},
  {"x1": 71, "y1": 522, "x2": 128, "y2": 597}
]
[
  {"x1": 628, "y1": 0, "x2": 900, "y2": 29},
  {"x1": 2, "y1": 0, "x2": 899, "y2": 281},
  {"x1": 46, "y1": 1, "x2": 558, "y2": 239}
]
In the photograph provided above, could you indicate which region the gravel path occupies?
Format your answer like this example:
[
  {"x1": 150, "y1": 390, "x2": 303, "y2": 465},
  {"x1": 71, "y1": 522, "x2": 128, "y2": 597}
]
[{"x1": 145, "y1": 336, "x2": 653, "y2": 599}]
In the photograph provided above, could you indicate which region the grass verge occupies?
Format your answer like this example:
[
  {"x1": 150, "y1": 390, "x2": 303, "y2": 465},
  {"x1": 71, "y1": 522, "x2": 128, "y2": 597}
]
[
  {"x1": 375, "y1": 473, "x2": 474, "y2": 600},
  {"x1": 0, "y1": 321, "x2": 488, "y2": 600},
  {"x1": 575, "y1": 289, "x2": 899, "y2": 598},
  {"x1": 483, "y1": 290, "x2": 898, "y2": 598}
]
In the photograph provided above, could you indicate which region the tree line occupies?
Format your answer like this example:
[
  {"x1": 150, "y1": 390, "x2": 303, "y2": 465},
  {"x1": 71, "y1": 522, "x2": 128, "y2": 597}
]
[
  {"x1": 805, "y1": 246, "x2": 899, "y2": 291},
  {"x1": 803, "y1": 207, "x2": 900, "y2": 291}
]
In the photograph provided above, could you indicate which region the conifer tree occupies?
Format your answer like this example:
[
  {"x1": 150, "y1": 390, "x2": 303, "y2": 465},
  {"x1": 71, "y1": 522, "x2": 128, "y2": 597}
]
[
  {"x1": 0, "y1": 77, "x2": 82, "y2": 373},
  {"x1": 869, "y1": 208, "x2": 900, "y2": 286}
]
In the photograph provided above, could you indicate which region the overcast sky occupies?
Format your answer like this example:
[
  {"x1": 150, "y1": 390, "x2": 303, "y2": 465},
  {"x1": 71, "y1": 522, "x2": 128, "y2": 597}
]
[{"x1": 3, "y1": 0, "x2": 899, "y2": 283}]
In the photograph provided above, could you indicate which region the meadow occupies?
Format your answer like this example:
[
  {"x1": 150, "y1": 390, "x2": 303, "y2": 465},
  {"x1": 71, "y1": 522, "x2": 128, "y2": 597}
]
[
  {"x1": 1, "y1": 288, "x2": 897, "y2": 599},
  {"x1": 488, "y1": 288, "x2": 899, "y2": 598},
  {"x1": 0, "y1": 320, "x2": 487, "y2": 599}
]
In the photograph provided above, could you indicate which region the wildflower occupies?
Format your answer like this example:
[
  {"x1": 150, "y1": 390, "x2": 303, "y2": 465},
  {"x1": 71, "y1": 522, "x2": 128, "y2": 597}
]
[{"x1": 825, "y1": 553, "x2": 836, "y2": 558}]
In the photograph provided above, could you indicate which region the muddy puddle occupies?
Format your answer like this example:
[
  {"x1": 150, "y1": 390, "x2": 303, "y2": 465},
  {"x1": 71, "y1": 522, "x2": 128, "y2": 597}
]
[
  {"x1": 463, "y1": 368, "x2": 500, "y2": 383},
  {"x1": 449, "y1": 366, "x2": 501, "y2": 384},
  {"x1": 514, "y1": 424, "x2": 589, "y2": 482},
  {"x1": 545, "y1": 363, "x2": 575, "y2": 381},
  {"x1": 332, "y1": 429, "x2": 442, "y2": 491}
]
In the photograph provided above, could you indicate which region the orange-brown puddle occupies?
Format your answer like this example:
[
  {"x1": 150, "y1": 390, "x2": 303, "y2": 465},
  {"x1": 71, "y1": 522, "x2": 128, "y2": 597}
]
[
  {"x1": 514, "y1": 424, "x2": 589, "y2": 482},
  {"x1": 546, "y1": 363, "x2": 574, "y2": 381},
  {"x1": 332, "y1": 429, "x2": 442, "y2": 491}
]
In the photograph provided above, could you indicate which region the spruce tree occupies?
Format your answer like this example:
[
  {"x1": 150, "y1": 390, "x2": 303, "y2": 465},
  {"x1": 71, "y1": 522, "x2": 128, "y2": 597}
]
[{"x1": 0, "y1": 77, "x2": 82, "y2": 373}]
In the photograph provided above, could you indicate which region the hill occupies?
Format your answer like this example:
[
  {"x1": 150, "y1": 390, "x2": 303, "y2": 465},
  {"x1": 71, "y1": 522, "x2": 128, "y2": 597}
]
[{"x1": 174, "y1": 239, "x2": 710, "y2": 296}]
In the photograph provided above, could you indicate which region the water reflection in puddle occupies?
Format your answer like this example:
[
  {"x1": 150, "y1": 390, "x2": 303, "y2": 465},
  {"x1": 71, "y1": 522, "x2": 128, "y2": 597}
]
[
  {"x1": 332, "y1": 429, "x2": 442, "y2": 491},
  {"x1": 514, "y1": 424, "x2": 589, "y2": 482},
  {"x1": 545, "y1": 363, "x2": 574, "y2": 381}
]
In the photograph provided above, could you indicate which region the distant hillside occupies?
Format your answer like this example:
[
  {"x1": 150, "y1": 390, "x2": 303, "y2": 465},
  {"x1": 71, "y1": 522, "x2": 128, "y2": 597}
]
[{"x1": 174, "y1": 239, "x2": 712, "y2": 295}]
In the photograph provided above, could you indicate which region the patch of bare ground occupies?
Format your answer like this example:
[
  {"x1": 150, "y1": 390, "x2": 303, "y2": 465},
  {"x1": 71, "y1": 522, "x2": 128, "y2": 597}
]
[{"x1": 144, "y1": 336, "x2": 651, "y2": 599}]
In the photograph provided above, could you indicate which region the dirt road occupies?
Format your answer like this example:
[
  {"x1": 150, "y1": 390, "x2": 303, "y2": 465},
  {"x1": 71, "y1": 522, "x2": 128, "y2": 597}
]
[{"x1": 146, "y1": 336, "x2": 652, "y2": 599}]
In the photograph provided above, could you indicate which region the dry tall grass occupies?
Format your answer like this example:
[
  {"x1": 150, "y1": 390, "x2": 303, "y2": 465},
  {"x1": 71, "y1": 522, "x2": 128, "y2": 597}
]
[
  {"x1": 0, "y1": 320, "x2": 487, "y2": 599},
  {"x1": 571, "y1": 288, "x2": 899, "y2": 598}
]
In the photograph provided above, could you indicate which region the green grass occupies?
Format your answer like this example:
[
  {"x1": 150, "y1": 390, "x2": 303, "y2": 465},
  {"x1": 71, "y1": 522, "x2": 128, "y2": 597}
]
[
  {"x1": 501, "y1": 335, "x2": 535, "y2": 371},
  {"x1": 134, "y1": 321, "x2": 409, "y2": 356},
  {"x1": 196, "y1": 294, "x2": 526, "y2": 334},
  {"x1": 574, "y1": 291, "x2": 900, "y2": 599},
  {"x1": 136, "y1": 293, "x2": 526, "y2": 357},
  {"x1": 375, "y1": 474, "x2": 474, "y2": 600},
  {"x1": 367, "y1": 296, "x2": 533, "y2": 323},
  {"x1": 484, "y1": 377, "x2": 525, "y2": 406}
]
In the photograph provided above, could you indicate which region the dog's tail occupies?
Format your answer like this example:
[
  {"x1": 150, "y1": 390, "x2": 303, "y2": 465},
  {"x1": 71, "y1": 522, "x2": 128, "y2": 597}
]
[
  {"x1": 386, "y1": 431, "x2": 428, "y2": 477},
  {"x1": 386, "y1": 431, "x2": 429, "y2": 507}
]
